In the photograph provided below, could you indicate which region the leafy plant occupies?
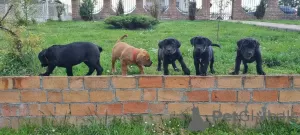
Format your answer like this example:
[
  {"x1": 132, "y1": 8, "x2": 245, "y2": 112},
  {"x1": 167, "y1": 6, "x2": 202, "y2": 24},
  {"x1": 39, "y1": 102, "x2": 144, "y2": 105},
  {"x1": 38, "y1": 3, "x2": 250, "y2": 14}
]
[
  {"x1": 104, "y1": 15, "x2": 159, "y2": 29},
  {"x1": 79, "y1": 0, "x2": 96, "y2": 21}
]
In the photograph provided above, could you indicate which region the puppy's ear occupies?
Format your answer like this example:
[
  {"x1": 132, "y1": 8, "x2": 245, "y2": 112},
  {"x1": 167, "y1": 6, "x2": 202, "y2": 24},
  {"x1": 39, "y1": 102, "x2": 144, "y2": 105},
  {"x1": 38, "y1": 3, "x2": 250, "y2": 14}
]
[
  {"x1": 253, "y1": 39, "x2": 260, "y2": 49},
  {"x1": 173, "y1": 39, "x2": 181, "y2": 48},
  {"x1": 204, "y1": 38, "x2": 212, "y2": 46},
  {"x1": 237, "y1": 39, "x2": 245, "y2": 50},
  {"x1": 158, "y1": 40, "x2": 165, "y2": 49},
  {"x1": 190, "y1": 37, "x2": 196, "y2": 46},
  {"x1": 39, "y1": 49, "x2": 48, "y2": 58}
]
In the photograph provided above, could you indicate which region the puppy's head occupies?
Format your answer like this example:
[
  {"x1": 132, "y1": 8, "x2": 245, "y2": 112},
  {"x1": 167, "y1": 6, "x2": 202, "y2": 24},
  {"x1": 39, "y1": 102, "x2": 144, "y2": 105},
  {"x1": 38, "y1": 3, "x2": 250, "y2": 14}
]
[
  {"x1": 158, "y1": 38, "x2": 181, "y2": 55},
  {"x1": 237, "y1": 38, "x2": 260, "y2": 60},
  {"x1": 190, "y1": 36, "x2": 212, "y2": 54},
  {"x1": 137, "y1": 49, "x2": 153, "y2": 67},
  {"x1": 38, "y1": 49, "x2": 49, "y2": 67}
]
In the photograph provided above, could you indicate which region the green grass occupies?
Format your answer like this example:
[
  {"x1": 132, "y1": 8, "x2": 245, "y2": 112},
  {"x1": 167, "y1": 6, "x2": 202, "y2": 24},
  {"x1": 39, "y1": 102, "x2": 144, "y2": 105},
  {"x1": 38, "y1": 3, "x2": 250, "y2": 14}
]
[
  {"x1": 249, "y1": 19, "x2": 300, "y2": 25},
  {"x1": 1, "y1": 20, "x2": 300, "y2": 76},
  {"x1": 1, "y1": 116, "x2": 300, "y2": 135}
]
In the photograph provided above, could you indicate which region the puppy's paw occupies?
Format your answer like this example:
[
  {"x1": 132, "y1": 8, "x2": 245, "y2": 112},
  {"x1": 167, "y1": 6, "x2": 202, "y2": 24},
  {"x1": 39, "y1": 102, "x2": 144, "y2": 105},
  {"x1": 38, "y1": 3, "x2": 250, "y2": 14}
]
[
  {"x1": 174, "y1": 68, "x2": 180, "y2": 72},
  {"x1": 211, "y1": 70, "x2": 215, "y2": 74},
  {"x1": 183, "y1": 68, "x2": 190, "y2": 75},
  {"x1": 200, "y1": 73, "x2": 207, "y2": 76},
  {"x1": 230, "y1": 72, "x2": 239, "y2": 75},
  {"x1": 157, "y1": 68, "x2": 161, "y2": 71},
  {"x1": 258, "y1": 71, "x2": 266, "y2": 75}
]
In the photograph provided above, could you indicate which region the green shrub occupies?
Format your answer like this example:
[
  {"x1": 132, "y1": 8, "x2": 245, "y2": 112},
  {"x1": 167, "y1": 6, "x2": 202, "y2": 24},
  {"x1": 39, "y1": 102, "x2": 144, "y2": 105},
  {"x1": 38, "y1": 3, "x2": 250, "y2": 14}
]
[
  {"x1": 254, "y1": 0, "x2": 266, "y2": 19},
  {"x1": 116, "y1": 0, "x2": 124, "y2": 16},
  {"x1": 104, "y1": 15, "x2": 159, "y2": 29},
  {"x1": 79, "y1": 0, "x2": 95, "y2": 21},
  {"x1": 188, "y1": 1, "x2": 197, "y2": 21}
]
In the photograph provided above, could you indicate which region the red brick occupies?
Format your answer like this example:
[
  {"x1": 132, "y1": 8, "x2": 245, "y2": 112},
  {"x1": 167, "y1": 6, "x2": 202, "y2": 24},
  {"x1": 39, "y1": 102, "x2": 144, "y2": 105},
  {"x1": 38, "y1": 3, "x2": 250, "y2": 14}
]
[
  {"x1": 69, "y1": 77, "x2": 83, "y2": 89},
  {"x1": 84, "y1": 77, "x2": 110, "y2": 89},
  {"x1": 70, "y1": 104, "x2": 96, "y2": 116},
  {"x1": 280, "y1": 91, "x2": 300, "y2": 102},
  {"x1": 97, "y1": 103, "x2": 122, "y2": 115},
  {"x1": 2, "y1": 104, "x2": 17, "y2": 116},
  {"x1": 292, "y1": 105, "x2": 300, "y2": 116},
  {"x1": 149, "y1": 103, "x2": 165, "y2": 114},
  {"x1": 247, "y1": 104, "x2": 264, "y2": 115},
  {"x1": 244, "y1": 76, "x2": 264, "y2": 88},
  {"x1": 267, "y1": 104, "x2": 292, "y2": 114},
  {"x1": 158, "y1": 90, "x2": 182, "y2": 101},
  {"x1": 294, "y1": 76, "x2": 300, "y2": 88},
  {"x1": 186, "y1": 91, "x2": 209, "y2": 102},
  {"x1": 143, "y1": 88, "x2": 156, "y2": 101},
  {"x1": 190, "y1": 76, "x2": 215, "y2": 88},
  {"x1": 217, "y1": 76, "x2": 242, "y2": 88},
  {"x1": 18, "y1": 104, "x2": 29, "y2": 116},
  {"x1": 90, "y1": 91, "x2": 114, "y2": 102},
  {"x1": 139, "y1": 76, "x2": 162, "y2": 88},
  {"x1": 197, "y1": 104, "x2": 220, "y2": 115},
  {"x1": 212, "y1": 90, "x2": 237, "y2": 102},
  {"x1": 266, "y1": 76, "x2": 290, "y2": 88},
  {"x1": 43, "y1": 77, "x2": 68, "y2": 90},
  {"x1": 220, "y1": 104, "x2": 246, "y2": 114},
  {"x1": 165, "y1": 76, "x2": 189, "y2": 88},
  {"x1": 0, "y1": 77, "x2": 13, "y2": 90},
  {"x1": 29, "y1": 104, "x2": 54, "y2": 116},
  {"x1": 0, "y1": 92, "x2": 20, "y2": 103},
  {"x1": 168, "y1": 103, "x2": 193, "y2": 114},
  {"x1": 48, "y1": 91, "x2": 62, "y2": 102},
  {"x1": 21, "y1": 91, "x2": 47, "y2": 102},
  {"x1": 238, "y1": 91, "x2": 251, "y2": 102},
  {"x1": 112, "y1": 76, "x2": 136, "y2": 88},
  {"x1": 14, "y1": 76, "x2": 40, "y2": 89},
  {"x1": 123, "y1": 102, "x2": 148, "y2": 114},
  {"x1": 63, "y1": 91, "x2": 89, "y2": 102},
  {"x1": 55, "y1": 104, "x2": 70, "y2": 115},
  {"x1": 253, "y1": 90, "x2": 278, "y2": 102},
  {"x1": 116, "y1": 90, "x2": 141, "y2": 101}
]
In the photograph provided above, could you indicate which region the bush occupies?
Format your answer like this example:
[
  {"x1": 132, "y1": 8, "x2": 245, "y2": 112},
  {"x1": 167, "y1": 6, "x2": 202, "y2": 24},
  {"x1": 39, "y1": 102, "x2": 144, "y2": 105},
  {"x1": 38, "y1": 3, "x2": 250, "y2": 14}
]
[
  {"x1": 254, "y1": 0, "x2": 266, "y2": 19},
  {"x1": 104, "y1": 15, "x2": 159, "y2": 29},
  {"x1": 116, "y1": 0, "x2": 124, "y2": 16},
  {"x1": 188, "y1": 1, "x2": 197, "y2": 21},
  {"x1": 79, "y1": 0, "x2": 95, "y2": 21}
]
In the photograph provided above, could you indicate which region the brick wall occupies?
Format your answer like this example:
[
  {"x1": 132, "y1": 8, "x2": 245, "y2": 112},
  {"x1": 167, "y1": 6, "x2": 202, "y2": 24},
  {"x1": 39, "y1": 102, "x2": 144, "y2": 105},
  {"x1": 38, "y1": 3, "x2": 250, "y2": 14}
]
[{"x1": 1, "y1": 75, "x2": 300, "y2": 128}]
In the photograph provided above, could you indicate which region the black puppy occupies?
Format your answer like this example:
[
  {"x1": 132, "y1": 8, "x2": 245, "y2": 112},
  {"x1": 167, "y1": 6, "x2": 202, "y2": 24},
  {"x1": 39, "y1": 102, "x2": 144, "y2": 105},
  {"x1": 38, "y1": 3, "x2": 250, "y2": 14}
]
[
  {"x1": 190, "y1": 36, "x2": 221, "y2": 76},
  {"x1": 38, "y1": 42, "x2": 103, "y2": 76},
  {"x1": 231, "y1": 38, "x2": 266, "y2": 75},
  {"x1": 157, "y1": 38, "x2": 190, "y2": 75}
]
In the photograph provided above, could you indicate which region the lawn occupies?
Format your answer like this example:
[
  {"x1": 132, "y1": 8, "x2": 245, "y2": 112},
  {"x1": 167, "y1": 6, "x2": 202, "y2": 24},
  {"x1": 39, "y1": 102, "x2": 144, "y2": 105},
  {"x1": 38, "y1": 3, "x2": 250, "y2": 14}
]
[
  {"x1": 251, "y1": 19, "x2": 300, "y2": 25},
  {"x1": 1, "y1": 20, "x2": 300, "y2": 76},
  {"x1": 0, "y1": 116, "x2": 300, "y2": 135}
]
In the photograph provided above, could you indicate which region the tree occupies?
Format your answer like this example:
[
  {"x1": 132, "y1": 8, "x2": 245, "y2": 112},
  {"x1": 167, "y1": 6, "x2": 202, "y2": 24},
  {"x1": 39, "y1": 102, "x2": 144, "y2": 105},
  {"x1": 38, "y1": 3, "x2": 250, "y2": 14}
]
[
  {"x1": 279, "y1": 0, "x2": 300, "y2": 7},
  {"x1": 254, "y1": 0, "x2": 266, "y2": 19},
  {"x1": 188, "y1": 0, "x2": 197, "y2": 21},
  {"x1": 213, "y1": 0, "x2": 232, "y2": 41},
  {"x1": 116, "y1": 0, "x2": 124, "y2": 16},
  {"x1": 79, "y1": 0, "x2": 96, "y2": 21},
  {"x1": 55, "y1": 0, "x2": 65, "y2": 21}
]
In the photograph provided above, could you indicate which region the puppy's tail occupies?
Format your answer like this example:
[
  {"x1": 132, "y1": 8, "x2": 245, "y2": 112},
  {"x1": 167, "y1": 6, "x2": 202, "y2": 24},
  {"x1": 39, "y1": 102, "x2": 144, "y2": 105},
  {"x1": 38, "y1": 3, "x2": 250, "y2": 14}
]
[
  {"x1": 98, "y1": 46, "x2": 103, "y2": 53},
  {"x1": 116, "y1": 34, "x2": 128, "y2": 43},
  {"x1": 211, "y1": 44, "x2": 221, "y2": 48}
]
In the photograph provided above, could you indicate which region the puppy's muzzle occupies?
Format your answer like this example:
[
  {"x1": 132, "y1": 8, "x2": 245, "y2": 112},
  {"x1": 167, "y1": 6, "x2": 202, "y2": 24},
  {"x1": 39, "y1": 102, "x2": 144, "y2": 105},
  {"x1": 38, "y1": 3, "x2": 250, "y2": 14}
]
[{"x1": 144, "y1": 61, "x2": 152, "y2": 67}]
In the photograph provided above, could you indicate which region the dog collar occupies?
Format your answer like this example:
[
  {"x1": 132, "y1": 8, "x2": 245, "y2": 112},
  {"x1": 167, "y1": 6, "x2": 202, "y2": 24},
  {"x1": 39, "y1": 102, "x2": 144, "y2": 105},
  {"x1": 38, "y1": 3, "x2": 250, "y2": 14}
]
[{"x1": 132, "y1": 49, "x2": 138, "y2": 62}]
